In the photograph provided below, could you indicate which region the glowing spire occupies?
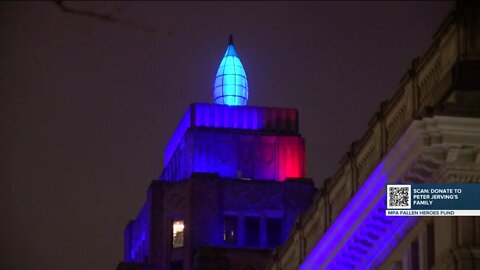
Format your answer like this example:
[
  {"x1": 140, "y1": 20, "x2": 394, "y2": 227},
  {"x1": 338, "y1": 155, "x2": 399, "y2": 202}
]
[{"x1": 213, "y1": 35, "x2": 249, "y2": 106}]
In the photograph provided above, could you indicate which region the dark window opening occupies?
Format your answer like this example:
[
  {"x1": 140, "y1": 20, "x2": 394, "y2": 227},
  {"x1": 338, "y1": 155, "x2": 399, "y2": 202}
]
[
  {"x1": 411, "y1": 240, "x2": 419, "y2": 270},
  {"x1": 267, "y1": 218, "x2": 282, "y2": 248},
  {"x1": 224, "y1": 216, "x2": 238, "y2": 244},
  {"x1": 245, "y1": 216, "x2": 260, "y2": 247},
  {"x1": 427, "y1": 222, "x2": 435, "y2": 268},
  {"x1": 171, "y1": 260, "x2": 183, "y2": 270}
]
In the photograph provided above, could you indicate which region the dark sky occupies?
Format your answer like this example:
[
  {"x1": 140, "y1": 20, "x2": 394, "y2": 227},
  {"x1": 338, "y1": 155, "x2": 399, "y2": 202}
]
[{"x1": 1, "y1": 2, "x2": 453, "y2": 270}]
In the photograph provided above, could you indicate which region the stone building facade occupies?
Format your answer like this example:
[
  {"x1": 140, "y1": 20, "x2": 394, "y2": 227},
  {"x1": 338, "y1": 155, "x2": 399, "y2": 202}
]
[
  {"x1": 118, "y1": 174, "x2": 313, "y2": 270},
  {"x1": 269, "y1": 3, "x2": 480, "y2": 270}
]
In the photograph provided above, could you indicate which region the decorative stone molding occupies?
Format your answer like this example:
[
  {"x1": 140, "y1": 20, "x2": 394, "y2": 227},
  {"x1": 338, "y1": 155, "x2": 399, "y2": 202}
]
[
  {"x1": 270, "y1": 6, "x2": 480, "y2": 269},
  {"x1": 418, "y1": 57, "x2": 442, "y2": 109}
]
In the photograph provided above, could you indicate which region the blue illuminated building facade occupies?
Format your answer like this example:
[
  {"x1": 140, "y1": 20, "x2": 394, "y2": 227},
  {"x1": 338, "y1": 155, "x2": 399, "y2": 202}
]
[{"x1": 116, "y1": 37, "x2": 315, "y2": 270}]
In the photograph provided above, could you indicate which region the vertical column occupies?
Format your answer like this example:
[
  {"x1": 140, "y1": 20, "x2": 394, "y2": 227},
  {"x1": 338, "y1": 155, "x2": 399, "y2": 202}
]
[
  {"x1": 418, "y1": 227, "x2": 427, "y2": 270},
  {"x1": 457, "y1": 217, "x2": 475, "y2": 246},
  {"x1": 434, "y1": 217, "x2": 454, "y2": 263},
  {"x1": 402, "y1": 246, "x2": 411, "y2": 270}
]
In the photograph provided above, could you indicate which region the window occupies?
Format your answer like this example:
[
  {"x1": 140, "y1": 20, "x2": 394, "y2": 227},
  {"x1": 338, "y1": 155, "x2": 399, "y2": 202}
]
[
  {"x1": 245, "y1": 216, "x2": 260, "y2": 247},
  {"x1": 172, "y1": 220, "x2": 184, "y2": 248},
  {"x1": 171, "y1": 260, "x2": 183, "y2": 270},
  {"x1": 266, "y1": 218, "x2": 282, "y2": 247},
  {"x1": 224, "y1": 216, "x2": 238, "y2": 244}
]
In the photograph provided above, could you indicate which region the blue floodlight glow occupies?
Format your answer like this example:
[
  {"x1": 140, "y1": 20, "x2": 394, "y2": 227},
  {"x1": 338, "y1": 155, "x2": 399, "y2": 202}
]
[
  {"x1": 299, "y1": 162, "x2": 416, "y2": 269},
  {"x1": 214, "y1": 35, "x2": 249, "y2": 106}
]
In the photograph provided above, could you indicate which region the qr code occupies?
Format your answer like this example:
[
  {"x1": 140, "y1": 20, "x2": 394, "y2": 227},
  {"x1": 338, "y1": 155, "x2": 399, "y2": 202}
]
[{"x1": 387, "y1": 185, "x2": 411, "y2": 209}]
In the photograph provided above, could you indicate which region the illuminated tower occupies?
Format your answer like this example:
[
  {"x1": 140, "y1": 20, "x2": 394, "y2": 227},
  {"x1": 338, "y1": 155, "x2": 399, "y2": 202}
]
[{"x1": 117, "y1": 37, "x2": 315, "y2": 270}]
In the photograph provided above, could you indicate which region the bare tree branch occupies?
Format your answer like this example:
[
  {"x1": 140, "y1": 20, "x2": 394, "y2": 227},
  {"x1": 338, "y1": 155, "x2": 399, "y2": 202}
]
[{"x1": 53, "y1": 1, "x2": 173, "y2": 36}]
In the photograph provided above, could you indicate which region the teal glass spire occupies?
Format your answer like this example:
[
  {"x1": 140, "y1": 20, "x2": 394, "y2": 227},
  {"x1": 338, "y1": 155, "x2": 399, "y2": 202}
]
[{"x1": 214, "y1": 35, "x2": 249, "y2": 106}]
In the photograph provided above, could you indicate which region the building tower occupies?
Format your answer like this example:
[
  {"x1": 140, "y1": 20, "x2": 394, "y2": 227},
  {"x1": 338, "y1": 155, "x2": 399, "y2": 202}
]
[{"x1": 116, "y1": 37, "x2": 316, "y2": 270}]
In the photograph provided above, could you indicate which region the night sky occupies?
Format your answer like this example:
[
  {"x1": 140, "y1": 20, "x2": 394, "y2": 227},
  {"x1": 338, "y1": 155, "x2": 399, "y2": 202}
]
[{"x1": 1, "y1": 2, "x2": 453, "y2": 270}]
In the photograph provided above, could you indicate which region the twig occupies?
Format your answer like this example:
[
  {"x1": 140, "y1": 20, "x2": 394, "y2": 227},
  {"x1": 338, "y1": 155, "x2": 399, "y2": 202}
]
[{"x1": 53, "y1": 1, "x2": 163, "y2": 35}]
